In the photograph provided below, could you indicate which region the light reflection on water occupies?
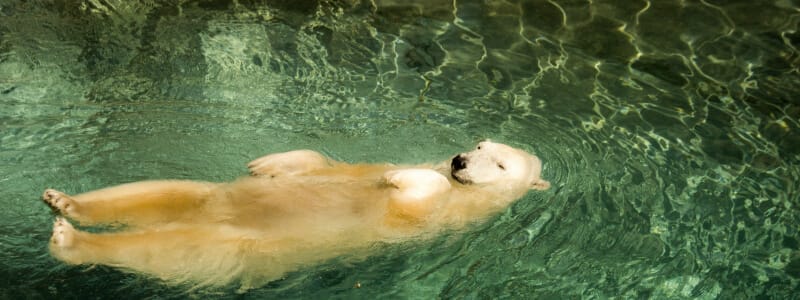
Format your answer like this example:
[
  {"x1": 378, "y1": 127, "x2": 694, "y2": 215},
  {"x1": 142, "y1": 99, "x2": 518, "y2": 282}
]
[{"x1": 0, "y1": 0, "x2": 798, "y2": 298}]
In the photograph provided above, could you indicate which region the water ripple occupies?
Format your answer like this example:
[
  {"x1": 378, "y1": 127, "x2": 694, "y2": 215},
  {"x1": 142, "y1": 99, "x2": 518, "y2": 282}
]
[{"x1": 0, "y1": 0, "x2": 798, "y2": 298}]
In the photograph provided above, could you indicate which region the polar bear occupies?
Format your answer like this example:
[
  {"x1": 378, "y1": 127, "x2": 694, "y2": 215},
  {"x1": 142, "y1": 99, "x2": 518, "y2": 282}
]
[{"x1": 42, "y1": 140, "x2": 549, "y2": 289}]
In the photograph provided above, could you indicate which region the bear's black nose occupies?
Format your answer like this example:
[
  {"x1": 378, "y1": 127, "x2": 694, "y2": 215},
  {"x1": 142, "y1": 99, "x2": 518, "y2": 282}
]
[{"x1": 451, "y1": 155, "x2": 467, "y2": 171}]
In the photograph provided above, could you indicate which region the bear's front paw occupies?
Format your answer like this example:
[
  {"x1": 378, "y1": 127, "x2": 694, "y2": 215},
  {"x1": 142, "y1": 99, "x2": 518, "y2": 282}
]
[
  {"x1": 383, "y1": 169, "x2": 451, "y2": 202},
  {"x1": 42, "y1": 189, "x2": 78, "y2": 216},
  {"x1": 247, "y1": 150, "x2": 329, "y2": 177}
]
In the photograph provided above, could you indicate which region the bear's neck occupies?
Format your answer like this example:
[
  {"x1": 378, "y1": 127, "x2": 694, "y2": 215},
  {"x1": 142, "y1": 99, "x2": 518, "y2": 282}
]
[{"x1": 435, "y1": 183, "x2": 517, "y2": 228}]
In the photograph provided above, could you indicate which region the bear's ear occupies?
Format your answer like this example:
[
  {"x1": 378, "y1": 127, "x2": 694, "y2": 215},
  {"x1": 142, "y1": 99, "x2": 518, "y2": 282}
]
[{"x1": 531, "y1": 179, "x2": 550, "y2": 191}]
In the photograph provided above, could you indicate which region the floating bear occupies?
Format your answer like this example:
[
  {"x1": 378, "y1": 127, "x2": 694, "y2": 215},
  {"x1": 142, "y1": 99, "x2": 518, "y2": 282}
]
[{"x1": 43, "y1": 140, "x2": 550, "y2": 289}]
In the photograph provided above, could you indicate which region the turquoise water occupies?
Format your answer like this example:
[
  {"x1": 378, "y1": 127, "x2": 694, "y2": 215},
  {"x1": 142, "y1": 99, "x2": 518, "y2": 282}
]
[{"x1": 1, "y1": 0, "x2": 798, "y2": 298}]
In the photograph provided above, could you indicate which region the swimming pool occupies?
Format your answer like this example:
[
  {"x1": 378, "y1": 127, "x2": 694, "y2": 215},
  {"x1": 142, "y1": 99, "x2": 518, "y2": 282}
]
[{"x1": 1, "y1": 0, "x2": 798, "y2": 298}]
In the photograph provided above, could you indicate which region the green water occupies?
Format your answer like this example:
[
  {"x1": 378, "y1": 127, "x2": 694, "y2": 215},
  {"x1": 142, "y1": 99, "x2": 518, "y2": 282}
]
[{"x1": 1, "y1": 0, "x2": 798, "y2": 298}]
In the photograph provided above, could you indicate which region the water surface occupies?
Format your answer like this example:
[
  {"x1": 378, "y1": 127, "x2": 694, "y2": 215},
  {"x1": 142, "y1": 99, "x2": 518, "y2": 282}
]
[{"x1": 1, "y1": 0, "x2": 799, "y2": 298}]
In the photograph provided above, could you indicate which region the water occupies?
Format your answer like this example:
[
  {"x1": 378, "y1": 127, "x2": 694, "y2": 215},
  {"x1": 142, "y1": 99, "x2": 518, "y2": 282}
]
[{"x1": 1, "y1": 0, "x2": 798, "y2": 298}]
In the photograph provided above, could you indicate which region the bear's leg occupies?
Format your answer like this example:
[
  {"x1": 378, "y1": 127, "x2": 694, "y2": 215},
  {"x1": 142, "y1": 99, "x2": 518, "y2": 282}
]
[
  {"x1": 49, "y1": 218, "x2": 246, "y2": 284},
  {"x1": 43, "y1": 180, "x2": 217, "y2": 225},
  {"x1": 383, "y1": 169, "x2": 451, "y2": 223},
  {"x1": 247, "y1": 150, "x2": 332, "y2": 177}
]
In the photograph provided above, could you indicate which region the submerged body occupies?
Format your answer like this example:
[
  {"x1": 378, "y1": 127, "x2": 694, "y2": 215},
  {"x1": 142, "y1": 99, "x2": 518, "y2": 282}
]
[{"x1": 43, "y1": 141, "x2": 550, "y2": 288}]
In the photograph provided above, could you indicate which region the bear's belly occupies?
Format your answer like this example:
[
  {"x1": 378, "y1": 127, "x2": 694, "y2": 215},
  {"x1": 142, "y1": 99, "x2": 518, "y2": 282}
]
[{"x1": 210, "y1": 175, "x2": 393, "y2": 236}]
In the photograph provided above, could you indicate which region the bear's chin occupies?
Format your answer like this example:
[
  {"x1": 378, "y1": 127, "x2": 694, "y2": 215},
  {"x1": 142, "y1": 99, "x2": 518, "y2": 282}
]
[{"x1": 451, "y1": 172, "x2": 472, "y2": 185}]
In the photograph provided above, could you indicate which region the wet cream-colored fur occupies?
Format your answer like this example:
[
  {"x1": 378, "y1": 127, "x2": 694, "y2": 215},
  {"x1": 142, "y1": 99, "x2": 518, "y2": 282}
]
[{"x1": 43, "y1": 141, "x2": 550, "y2": 289}]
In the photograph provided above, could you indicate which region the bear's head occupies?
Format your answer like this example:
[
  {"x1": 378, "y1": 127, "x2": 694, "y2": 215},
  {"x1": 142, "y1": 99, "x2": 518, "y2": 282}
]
[{"x1": 450, "y1": 140, "x2": 550, "y2": 191}]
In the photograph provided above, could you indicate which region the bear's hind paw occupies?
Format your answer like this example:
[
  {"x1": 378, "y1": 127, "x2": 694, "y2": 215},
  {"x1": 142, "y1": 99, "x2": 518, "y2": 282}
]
[
  {"x1": 42, "y1": 189, "x2": 77, "y2": 216},
  {"x1": 51, "y1": 217, "x2": 76, "y2": 248},
  {"x1": 49, "y1": 217, "x2": 87, "y2": 264}
]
